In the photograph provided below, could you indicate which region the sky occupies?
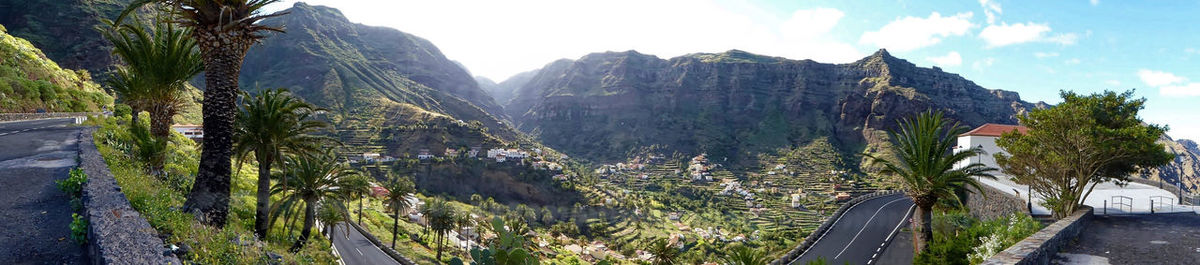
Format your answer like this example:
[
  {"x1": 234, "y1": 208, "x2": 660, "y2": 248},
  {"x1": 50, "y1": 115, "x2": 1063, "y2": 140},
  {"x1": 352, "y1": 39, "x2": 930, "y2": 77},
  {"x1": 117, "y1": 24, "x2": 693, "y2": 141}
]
[{"x1": 268, "y1": 0, "x2": 1200, "y2": 141}]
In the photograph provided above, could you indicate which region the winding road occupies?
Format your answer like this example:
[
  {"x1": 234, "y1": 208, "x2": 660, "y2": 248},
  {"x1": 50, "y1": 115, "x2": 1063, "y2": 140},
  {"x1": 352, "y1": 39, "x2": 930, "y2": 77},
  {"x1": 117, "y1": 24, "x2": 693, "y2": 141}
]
[
  {"x1": 790, "y1": 193, "x2": 915, "y2": 265},
  {"x1": 331, "y1": 222, "x2": 402, "y2": 265},
  {"x1": 0, "y1": 118, "x2": 89, "y2": 264}
]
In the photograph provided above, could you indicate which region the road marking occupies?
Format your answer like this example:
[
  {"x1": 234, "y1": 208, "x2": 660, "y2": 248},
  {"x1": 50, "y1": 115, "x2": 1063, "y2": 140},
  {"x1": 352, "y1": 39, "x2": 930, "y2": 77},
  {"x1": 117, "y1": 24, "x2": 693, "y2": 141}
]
[
  {"x1": 357, "y1": 248, "x2": 363, "y2": 256},
  {"x1": 834, "y1": 197, "x2": 907, "y2": 259},
  {"x1": 868, "y1": 204, "x2": 917, "y2": 265},
  {"x1": 795, "y1": 195, "x2": 897, "y2": 260}
]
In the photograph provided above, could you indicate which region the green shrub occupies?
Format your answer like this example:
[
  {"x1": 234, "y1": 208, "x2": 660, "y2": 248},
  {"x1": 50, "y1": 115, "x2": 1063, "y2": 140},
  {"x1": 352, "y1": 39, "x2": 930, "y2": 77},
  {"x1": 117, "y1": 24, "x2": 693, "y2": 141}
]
[
  {"x1": 56, "y1": 167, "x2": 87, "y2": 197},
  {"x1": 915, "y1": 212, "x2": 1042, "y2": 265},
  {"x1": 69, "y1": 213, "x2": 87, "y2": 245}
]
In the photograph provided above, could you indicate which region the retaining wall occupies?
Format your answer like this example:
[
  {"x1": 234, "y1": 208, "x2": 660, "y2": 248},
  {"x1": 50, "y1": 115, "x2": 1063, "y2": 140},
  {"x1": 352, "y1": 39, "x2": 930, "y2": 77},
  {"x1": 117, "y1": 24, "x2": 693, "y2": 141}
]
[
  {"x1": 0, "y1": 112, "x2": 98, "y2": 122},
  {"x1": 965, "y1": 183, "x2": 1029, "y2": 220},
  {"x1": 770, "y1": 190, "x2": 901, "y2": 265},
  {"x1": 980, "y1": 206, "x2": 1094, "y2": 265},
  {"x1": 77, "y1": 128, "x2": 180, "y2": 265}
]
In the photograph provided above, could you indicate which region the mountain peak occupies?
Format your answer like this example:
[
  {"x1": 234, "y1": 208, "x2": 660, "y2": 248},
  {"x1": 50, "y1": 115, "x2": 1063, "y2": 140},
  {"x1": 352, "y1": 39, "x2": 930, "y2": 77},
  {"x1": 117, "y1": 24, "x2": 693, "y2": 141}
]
[{"x1": 870, "y1": 48, "x2": 893, "y2": 59}]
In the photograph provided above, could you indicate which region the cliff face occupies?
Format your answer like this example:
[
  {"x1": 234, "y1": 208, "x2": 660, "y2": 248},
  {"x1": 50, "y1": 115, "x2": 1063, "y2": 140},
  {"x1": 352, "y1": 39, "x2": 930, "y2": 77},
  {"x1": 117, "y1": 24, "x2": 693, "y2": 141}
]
[
  {"x1": 506, "y1": 49, "x2": 1043, "y2": 164},
  {"x1": 0, "y1": 0, "x2": 128, "y2": 77},
  {"x1": 1142, "y1": 138, "x2": 1200, "y2": 191}
]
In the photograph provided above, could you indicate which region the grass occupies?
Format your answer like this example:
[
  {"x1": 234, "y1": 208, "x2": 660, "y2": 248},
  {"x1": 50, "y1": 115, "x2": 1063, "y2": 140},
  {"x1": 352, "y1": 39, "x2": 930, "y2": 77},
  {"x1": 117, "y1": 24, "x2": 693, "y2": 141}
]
[{"x1": 90, "y1": 115, "x2": 337, "y2": 264}]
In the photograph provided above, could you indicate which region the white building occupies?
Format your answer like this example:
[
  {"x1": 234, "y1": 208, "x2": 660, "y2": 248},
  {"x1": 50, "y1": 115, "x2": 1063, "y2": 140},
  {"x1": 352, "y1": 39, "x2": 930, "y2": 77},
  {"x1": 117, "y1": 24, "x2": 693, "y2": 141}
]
[
  {"x1": 954, "y1": 123, "x2": 1027, "y2": 171},
  {"x1": 171, "y1": 124, "x2": 203, "y2": 141}
]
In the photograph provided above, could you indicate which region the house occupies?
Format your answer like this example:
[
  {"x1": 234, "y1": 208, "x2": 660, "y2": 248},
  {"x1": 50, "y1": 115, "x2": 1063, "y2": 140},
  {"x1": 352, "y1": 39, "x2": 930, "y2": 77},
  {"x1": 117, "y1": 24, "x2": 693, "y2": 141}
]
[
  {"x1": 417, "y1": 149, "x2": 434, "y2": 160},
  {"x1": 954, "y1": 123, "x2": 1029, "y2": 172},
  {"x1": 469, "y1": 146, "x2": 481, "y2": 158},
  {"x1": 791, "y1": 194, "x2": 802, "y2": 208},
  {"x1": 835, "y1": 192, "x2": 851, "y2": 201},
  {"x1": 362, "y1": 152, "x2": 380, "y2": 162},
  {"x1": 494, "y1": 153, "x2": 506, "y2": 163},
  {"x1": 171, "y1": 124, "x2": 203, "y2": 141},
  {"x1": 445, "y1": 148, "x2": 458, "y2": 157}
]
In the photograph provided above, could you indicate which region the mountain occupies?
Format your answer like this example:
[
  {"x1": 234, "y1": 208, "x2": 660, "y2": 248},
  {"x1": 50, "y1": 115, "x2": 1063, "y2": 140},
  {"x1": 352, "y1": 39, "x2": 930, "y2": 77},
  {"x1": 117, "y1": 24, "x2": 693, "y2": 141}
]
[
  {"x1": 0, "y1": 24, "x2": 112, "y2": 112},
  {"x1": 240, "y1": 3, "x2": 514, "y2": 139},
  {"x1": 477, "y1": 69, "x2": 539, "y2": 107},
  {"x1": 506, "y1": 49, "x2": 1042, "y2": 163},
  {"x1": 0, "y1": 0, "x2": 128, "y2": 77},
  {"x1": 1141, "y1": 138, "x2": 1200, "y2": 191}
]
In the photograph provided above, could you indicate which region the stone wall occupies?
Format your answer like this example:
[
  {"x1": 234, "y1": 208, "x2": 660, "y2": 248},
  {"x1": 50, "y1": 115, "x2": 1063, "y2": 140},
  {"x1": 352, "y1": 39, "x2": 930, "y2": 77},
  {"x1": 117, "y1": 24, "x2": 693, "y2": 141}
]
[
  {"x1": 770, "y1": 190, "x2": 901, "y2": 265},
  {"x1": 0, "y1": 112, "x2": 99, "y2": 122},
  {"x1": 966, "y1": 183, "x2": 1029, "y2": 220},
  {"x1": 980, "y1": 206, "x2": 1094, "y2": 265},
  {"x1": 77, "y1": 128, "x2": 180, "y2": 265}
]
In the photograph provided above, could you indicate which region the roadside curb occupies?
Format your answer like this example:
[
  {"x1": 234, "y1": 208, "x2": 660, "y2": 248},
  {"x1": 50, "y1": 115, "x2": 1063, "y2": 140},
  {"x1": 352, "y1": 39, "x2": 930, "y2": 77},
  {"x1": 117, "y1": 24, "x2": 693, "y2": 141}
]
[
  {"x1": 771, "y1": 190, "x2": 902, "y2": 265},
  {"x1": 77, "y1": 127, "x2": 181, "y2": 265}
]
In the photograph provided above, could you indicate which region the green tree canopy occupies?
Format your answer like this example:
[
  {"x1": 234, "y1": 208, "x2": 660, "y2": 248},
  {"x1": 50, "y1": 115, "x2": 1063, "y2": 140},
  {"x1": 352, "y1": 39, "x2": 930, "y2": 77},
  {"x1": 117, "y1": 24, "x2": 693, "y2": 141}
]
[{"x1": 995, "y1": 90, "x2": 1174, "y2": 218}]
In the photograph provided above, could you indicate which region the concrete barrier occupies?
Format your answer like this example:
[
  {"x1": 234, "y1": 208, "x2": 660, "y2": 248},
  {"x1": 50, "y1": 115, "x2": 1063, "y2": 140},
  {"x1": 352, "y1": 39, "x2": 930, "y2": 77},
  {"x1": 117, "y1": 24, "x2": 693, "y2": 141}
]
[
  {"x1": 980, "y1": 206, "x2": 1094, "y2": 265},
  {"x1": 770, "y1": 190, "x2": 901, "y2": 265},
  {"x1": 77, "y1": 128, "x2": 180, "y2": 265},
  {"x1": 0, "y1": 112, "x2": 100, "y2": 123}
]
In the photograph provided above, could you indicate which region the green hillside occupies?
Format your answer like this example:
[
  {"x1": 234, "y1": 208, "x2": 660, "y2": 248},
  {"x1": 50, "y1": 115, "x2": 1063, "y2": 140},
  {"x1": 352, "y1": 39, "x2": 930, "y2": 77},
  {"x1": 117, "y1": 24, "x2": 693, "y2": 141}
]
[{"x1": 0, "y1": 25, "x2": 112, "y2": 112}]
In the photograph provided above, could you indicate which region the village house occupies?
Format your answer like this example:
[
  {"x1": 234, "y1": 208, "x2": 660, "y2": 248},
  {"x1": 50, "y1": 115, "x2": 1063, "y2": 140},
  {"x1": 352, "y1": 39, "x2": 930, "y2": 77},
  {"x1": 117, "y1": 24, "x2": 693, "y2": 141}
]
[
  {"x1": 444, "y1": 147, "x2": 458, "y2": 157},
  {"x1": 953, "y1": 123, "x2": 1029, "y2": 171},
  {"x1": 417, "y1": 149, "x2": 434, "y2": 160},
  {"x1": 171, "y1": 124, "x2": 203, "y2": 142},
  {"x1": 468, "y1": 146, "x2": 481, "y2": 158}
]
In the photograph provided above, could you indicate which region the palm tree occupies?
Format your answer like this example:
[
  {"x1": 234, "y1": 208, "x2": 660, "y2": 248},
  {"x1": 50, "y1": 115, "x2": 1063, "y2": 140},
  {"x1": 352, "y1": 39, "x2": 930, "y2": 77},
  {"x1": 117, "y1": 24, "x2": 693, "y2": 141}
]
[
  {"x1": 425, "y1": 197, "x2": 457, "y2": 261},
  {"x1": 100, "y1": 16, "x2": 203, "y2": 140},
  {"x1": 721, "y1": 245, "x2": 769, "y2": 265},
  {"x1": 339, "y1": 174, "x2": 372, "y2": 226},
  {"x1": 382, "y1": 173, "x2": 415, "y2": 248},
  {"x1": 645, "y1": 238, "x2": 680, "y2": 265},
  {"x1": 233, "y1": 88, "x2": 328, "y2": 238},
  {"x1": 316, "y1": 200, "x2": 344, "y2": 245},
  {"x1": 268, "y1": 151, "x2": 359, "y2": 252},
  {"x1": 866, "y1": 110, "x2": 996, "y2": 253},
  {"x1": 119, "y1": 0, "x2": 289, "y2": 227}
]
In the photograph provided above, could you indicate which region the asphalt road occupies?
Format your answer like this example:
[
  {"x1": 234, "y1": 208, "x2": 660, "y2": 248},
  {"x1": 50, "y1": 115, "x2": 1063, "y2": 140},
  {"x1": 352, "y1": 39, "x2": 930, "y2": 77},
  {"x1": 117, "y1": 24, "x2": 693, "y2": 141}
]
[
  {"x1": 790, "y1": 193, "x2": 915, "y2": 265},
  {"x1": 331, "y1": 222, "x2": 401, "y2": 265},
  {"x1": 0, "y1": 118, "x2": 89, "y2": 264}
]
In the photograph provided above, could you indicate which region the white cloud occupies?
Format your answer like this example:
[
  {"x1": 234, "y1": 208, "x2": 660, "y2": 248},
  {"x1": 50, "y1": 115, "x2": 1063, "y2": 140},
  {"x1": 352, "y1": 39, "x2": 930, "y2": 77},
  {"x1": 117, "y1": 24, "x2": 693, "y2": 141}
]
[
  {"x1": 1090, "y1": 0, "x2": 1100, "y2": 6},
  {"x1": 1138, "y1": 69, "x2": 1186, "y2": 87},
  {"x1": 1064, "y1": 58, "x2": 1081, "y2": 65},
  {"x1": 979, "y1": 22, "x2": 1078, "y2": 47},
  {"x1": 859, "y1": 12, "x2": 974, "y2": 52},
  {"x1": 268, "y1": 0, "x2": 864, "y2": 80},
  {"x1": 1137, "y1": 69, "x2": 1200, "y2": 96},
  {"x1": 1034, "y1": 52, "x2": 1059, "y2": 58},
  {"x1": 1187, "y1": 48, "x2": 1199, "y2": 54},
  {"x1": 979, "y1": 0, "x2": 1002, "y2": 24},
  {"x1": 1161, "y1": 83, "x2": 1200, "y2": 96},
  {"x1": 1105, "y1": 80, "x2": 1121, "y2": 86},
  {"x1": 972, "y1": 57, "x2": 996, "y2": 71},
  {"x1": 927, "y1": 51, "x2": 963, "y2": 67}
]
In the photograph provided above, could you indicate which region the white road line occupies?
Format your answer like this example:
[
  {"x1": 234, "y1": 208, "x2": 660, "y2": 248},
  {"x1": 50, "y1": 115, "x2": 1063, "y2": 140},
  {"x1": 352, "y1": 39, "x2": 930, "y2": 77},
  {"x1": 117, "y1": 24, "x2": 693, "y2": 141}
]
[
  {"x1": 834, "y1": 197, "x2": 907, "y2": 259},
  {"x1": 795, "y1": 195, "x2": 896, "y2": 259},
  {"x1": 868, "y1": 204, "x2": 917, "y2": 265},
  {"x1": 357, "y1": 248, "x2": 363, "y2": 256}
]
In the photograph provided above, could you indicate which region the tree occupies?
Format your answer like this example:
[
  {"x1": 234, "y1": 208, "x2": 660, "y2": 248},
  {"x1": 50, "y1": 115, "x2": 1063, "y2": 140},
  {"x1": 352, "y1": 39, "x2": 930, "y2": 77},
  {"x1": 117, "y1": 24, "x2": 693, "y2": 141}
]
[
  {"x1": 645, "y1": 238, "x2": 681, "y2": 265},
  {"x1": 449, "y1": 217, "x2": 540, "y2": 265},
  {"x1": 233, "y1": 88, "x2": 328, "y2": 238},
  {"x1": 339, "y1": 174, "x2": 372, "y2": 226},
  {"x1": 995, "y1": 91, "x2": 1173, "y2": 219},
  {"x1": 119, "y1": 0, "x2": 289, "y2": 227},
  {"x1": 426, "y1": 197, "x2": 459, "y2": 261},
  {"x1": 721, "y1": 245, "x2": 769, "y2": 265},
  {"x1": 866, "y1": 110, "x2": 997, "y2": 254},
  {"x1": 268, "y1": 151, "x2": 359, "y2": 252},
  {"x1": 100, "y1": 15, "x2": 203, "y2": 140},
  {"x1": 316, "y1": 200, "x2": 344, "y2": 245},
  {"x1": 382, "y1": 173, "x2": 415, "y2": 248}
]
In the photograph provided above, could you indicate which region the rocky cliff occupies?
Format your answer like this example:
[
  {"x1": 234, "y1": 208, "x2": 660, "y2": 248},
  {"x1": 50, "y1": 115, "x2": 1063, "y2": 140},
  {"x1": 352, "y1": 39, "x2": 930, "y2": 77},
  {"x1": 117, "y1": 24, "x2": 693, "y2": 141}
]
[
  {"x1": 0, "y1": 0, "x2": 128, "y2": 78},
  {"x1": 505, "y1": 49, "x2": 1045, "y2": 165}
]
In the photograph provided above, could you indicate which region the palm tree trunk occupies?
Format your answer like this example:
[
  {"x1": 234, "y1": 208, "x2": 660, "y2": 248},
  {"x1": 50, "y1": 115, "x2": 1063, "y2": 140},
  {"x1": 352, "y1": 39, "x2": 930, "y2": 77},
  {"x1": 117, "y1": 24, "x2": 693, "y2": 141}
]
[
  {"x1": 254, "y1": 154, "x2": 273, "y2": 239},
  {"x1": 291, "y1": 198, "x2": 317, "y2": 252},
  {"x1": 359, "y1": 197, "x2": 364, "y2": 225},
  {"x1": 436, "y1": 230, "x2": 443, "y2": 261},
  {"x1": 148, "y1": 104, "x2": 174, "y2": 140},
  {"x1": 912, "y1": 203, "x2": 933, "y2": 254},
  {"x1": 183, "y1": 27, "x2": 254, "y2": 227},
  {"x1": 392, "y1": 204, "x2": 399, "y2": 249}
]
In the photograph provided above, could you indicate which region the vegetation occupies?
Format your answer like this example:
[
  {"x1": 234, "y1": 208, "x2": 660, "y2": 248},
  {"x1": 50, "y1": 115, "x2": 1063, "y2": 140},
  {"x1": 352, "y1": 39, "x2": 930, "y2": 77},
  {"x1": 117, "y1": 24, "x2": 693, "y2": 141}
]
[
  {"x1": 995, "y1": 91, "x2": 1174, "y2": 219},
  {"x1": 57, "y1": 168, "x2": 88, "y2": 197},
  {"x1": 233, "y1": 88, "x2": 329, "y2": 238},
  {"x1": 721, "y1": 245, "x2": 770, "y2": 265},
  {"x1": 867, "y1": 110, "x2": 997, "y2": 253},
  {"x1": 99, "y1": 14, "x2": 203, "y2": 139},
  {"x1": 118, "y1": 0, "x2": 289, "y2": 227},
  {"x1": 69, "y1": 213, "x2": 88, "y2": 245},
  {"x1": 90, "y1": 115, "x2": 336, "y2": 264},
  {"x1": 0, "y1": 25, "x2": 112, "y2": 112},
  {"x1": 914, "y1": 212, "x2": 1041, "y2": 265},
  {"x1": 450, "y1": 217, "x2": 542, "y2": 265},
  {"x1": 382, "y1": 172, "x2": 417, "y2": 248},
  {"x1": 270, "y1": 150, "x2": 360, "y2": 252}
]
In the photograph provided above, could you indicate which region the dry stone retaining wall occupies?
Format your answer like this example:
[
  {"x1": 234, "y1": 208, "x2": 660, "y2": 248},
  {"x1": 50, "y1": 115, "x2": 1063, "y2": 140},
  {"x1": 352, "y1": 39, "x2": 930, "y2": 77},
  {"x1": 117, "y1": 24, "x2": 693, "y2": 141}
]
[
  {"x1": 78, "y1": 128, "x2": 180, "y2": 265},
  {"x1": 965, "y1": 183, "x2": 1029, "y2": 220},
  {"x1": 980, "y1": 206, "x2": 1094, "y2": 265}
]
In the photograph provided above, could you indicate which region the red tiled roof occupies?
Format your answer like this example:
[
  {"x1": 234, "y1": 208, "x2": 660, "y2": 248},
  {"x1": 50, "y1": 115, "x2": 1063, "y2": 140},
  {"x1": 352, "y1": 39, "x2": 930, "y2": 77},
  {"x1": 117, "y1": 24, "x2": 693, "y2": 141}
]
[{"x1": 961, "y1": 123, "x2": 1028, "y2": 137}]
